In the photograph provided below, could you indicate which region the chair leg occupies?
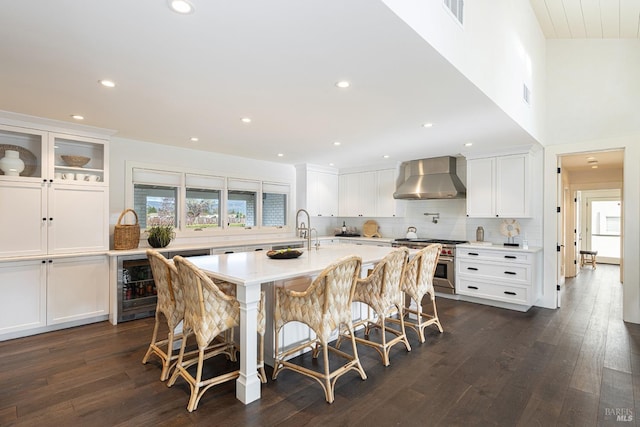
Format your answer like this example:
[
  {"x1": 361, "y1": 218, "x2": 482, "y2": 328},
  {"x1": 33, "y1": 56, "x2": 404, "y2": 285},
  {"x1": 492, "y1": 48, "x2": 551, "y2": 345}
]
[
  {"x1": 160, "y1": 328, "x2": 175, "y2": 381},
  {"x1": 186, "y1": 349, "x2": 205, "y2": 412},
  {"x1": 142, "y1": 314, "x2": 161, "y2": 365},
  {"x1": 168, "y1": 330, "x2": 189, "y2": 387},
  {"x1": 348, "y1": 325, "x2": 367, "y2": 381},
  {"x1": 272, "y1": 326, "x2": 282, "y2": 380},
  {"x1": 258, "y1": 331, "x2": 267, "y2": 384},
  {"x1": 322, "y1": 344, "x2": 334, "y2": 403}
]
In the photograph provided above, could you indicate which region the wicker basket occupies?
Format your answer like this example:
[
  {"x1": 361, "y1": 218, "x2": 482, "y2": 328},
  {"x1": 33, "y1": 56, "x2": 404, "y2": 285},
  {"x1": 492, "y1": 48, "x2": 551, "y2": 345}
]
[{"x1": 114, "y1": 209, "x2": 140, "y2": 250}]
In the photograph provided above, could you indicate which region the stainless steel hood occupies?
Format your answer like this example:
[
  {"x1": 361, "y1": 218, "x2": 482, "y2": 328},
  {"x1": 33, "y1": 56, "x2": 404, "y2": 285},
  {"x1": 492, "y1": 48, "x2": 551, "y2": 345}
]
[{"x1": 393, "y1": 156, "x2": 466, "y2": 199}]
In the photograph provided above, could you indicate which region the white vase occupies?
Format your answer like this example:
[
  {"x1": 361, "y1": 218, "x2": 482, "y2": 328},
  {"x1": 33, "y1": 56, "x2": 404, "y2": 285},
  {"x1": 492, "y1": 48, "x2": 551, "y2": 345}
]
[{"x1": 0, "y1": 150, "x2": 25, "y2": 176}]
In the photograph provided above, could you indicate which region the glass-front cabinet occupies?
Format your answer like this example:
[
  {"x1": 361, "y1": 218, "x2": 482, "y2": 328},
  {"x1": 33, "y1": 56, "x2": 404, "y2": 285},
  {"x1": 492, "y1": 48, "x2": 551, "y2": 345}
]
[
  {"x1": 0, "y1": 124, "x2": 46, "y2": 181},
  {"x1": 0, "y1": 125, "x2": 107, "y2": 185}
]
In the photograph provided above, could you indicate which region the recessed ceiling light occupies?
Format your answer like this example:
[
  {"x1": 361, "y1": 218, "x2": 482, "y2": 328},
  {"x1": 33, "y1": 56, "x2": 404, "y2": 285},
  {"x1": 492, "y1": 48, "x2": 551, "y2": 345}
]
[
  {"x1": 383, "y1": 155, "x2": 390, "y2": 159},
  {"x1": 169, "y1": 0, "x2": 194, "y2": 14},
  {"x1": 422, "y1": 123, "x2": 433, "y2": 128},
  {"x1": 241, "y1": 117, "x2": 252, "y2": 123},
  {"x1": 277, "y1": 153, "x2": 284, "y2": 157},
  {"x1": 99, "y1": 79, "x2": 115, "y2": 88},
  {"x1": 335, "y1": 81, "x2": 350, "y2": 89},
  {"x1": 464, "y1": 142, "x2": 473, "y2": 147},
  {"x1": 190, "y1": 137, "x2": 199, "y2": 142},
  {"x1": 329, "y1": 163, "x2": 335, "y2": 166},
  {"x1": 333, "y1": 141, "x2": 341, "y2": 146},
  {"x1": 70, "y1": 114, "x2": 84, "y2": 120},
  {"x1": 586, "y1": 156, "x2": 596, "y2": 161},
  {"x1": 591, "y1": 165, "x2": 599, "y2": 169}
]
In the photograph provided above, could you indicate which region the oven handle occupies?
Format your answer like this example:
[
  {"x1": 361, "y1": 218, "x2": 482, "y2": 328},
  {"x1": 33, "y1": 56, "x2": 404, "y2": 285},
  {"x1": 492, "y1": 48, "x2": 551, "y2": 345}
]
[{"x1": 439, "y1": 255, "x2": 454, "y2": 262}]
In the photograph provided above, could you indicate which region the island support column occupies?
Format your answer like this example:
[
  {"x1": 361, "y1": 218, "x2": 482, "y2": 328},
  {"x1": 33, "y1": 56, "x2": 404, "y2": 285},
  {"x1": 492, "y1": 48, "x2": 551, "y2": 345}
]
[{"x1": 236, "y1": 280, "x2": 262, "y2": 404}]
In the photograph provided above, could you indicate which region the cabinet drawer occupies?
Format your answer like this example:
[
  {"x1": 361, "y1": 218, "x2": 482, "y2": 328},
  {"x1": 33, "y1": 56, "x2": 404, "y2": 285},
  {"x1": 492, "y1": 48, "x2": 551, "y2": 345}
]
[
  {"x1": 458, "y1": 259, "x2": 530, "y2": 285},
  {"x1": 457, "y1": 279, "x2": 529, "y2": 305},
  {"x1": 458, "y1": 247, "x2": 533, "y2": 264}
]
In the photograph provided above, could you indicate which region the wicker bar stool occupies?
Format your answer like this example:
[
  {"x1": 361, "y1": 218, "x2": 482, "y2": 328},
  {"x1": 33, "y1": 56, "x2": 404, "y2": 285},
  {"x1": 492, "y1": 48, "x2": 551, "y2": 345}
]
[
  {"x1": 339, "y1": 248, "x2": 411, "y2": 366},
  {"x1": 398, "y1": 244, "x2": 443, "y2": 343},
  {"x1": 272, "y1": 255, "x2": 366, "y2": 403},
  {"x1": 142, "y1": 249, "x2": 184, "y2": 381},
  {"x1": 169, "y1": 256, "x2": 266, "y2": 412}
]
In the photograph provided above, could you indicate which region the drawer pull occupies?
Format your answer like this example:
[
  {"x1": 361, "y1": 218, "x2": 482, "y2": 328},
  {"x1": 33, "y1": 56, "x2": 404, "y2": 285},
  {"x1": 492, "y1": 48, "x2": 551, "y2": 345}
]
[
  {"x1": 504, "y1": 271, "x2": 517, "y2": 275},
  {"x1": 467, "y1": 267, "x2": 479, "y2": 271},
  {"x1": 467, "y1": 286, "x2": 479, "y2": 290},
  {"x1": 505, "y1": 255, "x2": 517, "y2": 259},
  {"x1": 468, "y1": 252, "x2": 479, "y2": 256},
  {"x1": 504, "y1": 291, "x2": 517, "y2": 296}
]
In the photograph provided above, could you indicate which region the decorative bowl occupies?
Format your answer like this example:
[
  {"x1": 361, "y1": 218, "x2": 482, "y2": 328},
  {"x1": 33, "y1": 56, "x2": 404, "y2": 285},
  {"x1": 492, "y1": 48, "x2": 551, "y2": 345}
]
[
  {"x1": 267, "y1": 248, "x2": 303, "y2": 259},
  {"x1": 61, "y1": 155, "x2": 90, "y2": 167}
]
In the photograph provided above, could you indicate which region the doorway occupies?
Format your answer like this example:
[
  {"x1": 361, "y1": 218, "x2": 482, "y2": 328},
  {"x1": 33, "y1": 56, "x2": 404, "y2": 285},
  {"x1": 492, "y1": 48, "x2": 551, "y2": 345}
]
[{"x1": 557, "y1": 149, "x2": 624, "y2": 299}]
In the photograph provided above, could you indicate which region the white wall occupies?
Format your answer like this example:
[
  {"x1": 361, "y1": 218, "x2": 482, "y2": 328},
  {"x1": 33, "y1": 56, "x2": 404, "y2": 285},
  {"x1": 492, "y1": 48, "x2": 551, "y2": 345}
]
[
  {"x1": 382, "y1": 0, "x2": 546, "y2": 143},
  {"x1": 543, "y1": 39, "x2": 640, "y2": 321},
  {"x1": 109, "y1": 137, "x2": 297, "y2": 244}
]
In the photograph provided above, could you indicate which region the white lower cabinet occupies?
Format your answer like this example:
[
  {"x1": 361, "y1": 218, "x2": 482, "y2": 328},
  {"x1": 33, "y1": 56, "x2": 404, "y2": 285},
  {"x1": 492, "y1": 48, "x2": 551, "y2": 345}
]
[
  {"x1": 0, "y1": 255, "x2": 108, "y2": 339},
  {"x1": 47, "y1": 255, "x2": 109, "y2": 325},
  {"x1": 456, "y1": 245, "x2": 541, "y2": 311},
  {"x1": 0, "y1": 259, "x2": 47, "y2": 335}
]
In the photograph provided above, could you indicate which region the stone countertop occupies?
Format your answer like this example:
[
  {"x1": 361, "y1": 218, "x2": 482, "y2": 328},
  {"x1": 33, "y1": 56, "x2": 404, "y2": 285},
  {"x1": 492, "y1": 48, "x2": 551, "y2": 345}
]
[
  {"x1": 107, "y1": 236, "x2": 306, "y2": 257},
  {"x1": 319, "y1": 235, "x2": 395, "y2": 244},
  {"x1": 458, "y1": 242, "x2": 542, "y2": 253}
]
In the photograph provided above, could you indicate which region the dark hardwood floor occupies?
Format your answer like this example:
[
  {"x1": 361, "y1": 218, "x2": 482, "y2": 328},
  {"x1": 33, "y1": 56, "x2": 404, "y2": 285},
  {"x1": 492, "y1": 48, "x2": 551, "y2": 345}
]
[{"x1": 1, "y1": 264, "x2": 637, "y2": 426}]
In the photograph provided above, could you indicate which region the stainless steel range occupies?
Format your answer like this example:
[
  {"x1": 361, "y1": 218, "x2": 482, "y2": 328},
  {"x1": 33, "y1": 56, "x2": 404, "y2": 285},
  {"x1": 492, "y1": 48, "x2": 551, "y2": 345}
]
[{"x1": 392, "y1": 238, "x2": 468, "y2": 294}]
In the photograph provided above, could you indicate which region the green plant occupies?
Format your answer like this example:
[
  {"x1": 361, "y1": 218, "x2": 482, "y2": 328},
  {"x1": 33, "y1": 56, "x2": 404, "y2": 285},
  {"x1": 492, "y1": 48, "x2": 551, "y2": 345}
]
[{"x1": 146, "y1": 224, "x2": 175, "y2": 248}]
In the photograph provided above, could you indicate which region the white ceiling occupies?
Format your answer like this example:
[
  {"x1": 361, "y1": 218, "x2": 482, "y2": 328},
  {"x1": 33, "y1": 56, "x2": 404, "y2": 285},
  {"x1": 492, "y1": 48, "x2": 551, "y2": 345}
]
[
  {"x1": 530, "y1": 0, "x2": 640, "y2": 38},
  {"x1": 0, "y1": 0, "x2": 539, "y2": 170},
  {"x1": 560, "y1": 149, "x2": 624, "y2": 171}
]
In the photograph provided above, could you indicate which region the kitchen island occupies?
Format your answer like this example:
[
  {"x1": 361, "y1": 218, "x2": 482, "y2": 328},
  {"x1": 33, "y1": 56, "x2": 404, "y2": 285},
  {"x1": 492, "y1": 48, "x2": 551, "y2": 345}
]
[{"x1": 186, "y1": 244, "x2": 401, "y2": 404}]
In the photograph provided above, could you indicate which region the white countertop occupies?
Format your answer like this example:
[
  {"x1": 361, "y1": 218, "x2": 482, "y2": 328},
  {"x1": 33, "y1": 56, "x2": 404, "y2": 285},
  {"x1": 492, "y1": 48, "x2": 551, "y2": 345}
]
[
  {"x1": 186, "y1": 244, "x2": 400, "y2": 285},
  {"x1": 107, "y1": 237, "x2": 306, "y2": 257}
]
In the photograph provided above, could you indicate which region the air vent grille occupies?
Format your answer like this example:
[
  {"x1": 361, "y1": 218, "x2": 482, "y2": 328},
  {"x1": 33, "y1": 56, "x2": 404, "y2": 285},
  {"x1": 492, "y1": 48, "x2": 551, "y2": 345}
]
[
  {"x1": 523, "y1": 83, "x2": 531, "y2": 105},
  {"x1": 444, "y1": 0, "x2": 464, "y2": 25}
]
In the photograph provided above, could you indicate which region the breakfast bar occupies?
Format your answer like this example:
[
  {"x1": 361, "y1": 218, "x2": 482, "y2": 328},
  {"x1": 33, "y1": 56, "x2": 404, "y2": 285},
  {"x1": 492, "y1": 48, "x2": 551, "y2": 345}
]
[{"x1": 186, "y1": 244, "x2": 401, "y2": 404}]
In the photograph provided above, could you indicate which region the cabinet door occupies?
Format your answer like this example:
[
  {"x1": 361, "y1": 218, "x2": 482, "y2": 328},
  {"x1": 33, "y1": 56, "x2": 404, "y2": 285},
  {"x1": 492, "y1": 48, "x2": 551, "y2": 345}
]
[
  {"x1": 0, "y1": 181, "x2": 47, "y2": 257},
  {"x1": 338, "y1": 173, "x2": 358, "y2": 216},
  {"x1": 48, "y1": 185, "x2": 108, "y2": 254},
  {"x1": 496, "y1": 154, "x2": 529, "y2": 217},
  {"x1": 0, "y1": 259, "x2": 47, "y2": 335},
  {"x1": 466, "y1": 158, "x2": 495, "y2": 217},
  {"x1": 356, "y1": 171, "x2": 376, "y2": 216},
  {"x1": 376, "y1": 169, "x2": 403, "y2": 217},
  {"x1": 50, "y1": 133, "x2": 108, "y2": 184},
  {"x1": 308, "y1": 170, "x2": 338, "y2": 217},
  {"x1": 0, "y1": 124, "x2": 47, "y2": 183},
  {"x1": 47, "y1": 255, "x2": 109, "y2": 324}
]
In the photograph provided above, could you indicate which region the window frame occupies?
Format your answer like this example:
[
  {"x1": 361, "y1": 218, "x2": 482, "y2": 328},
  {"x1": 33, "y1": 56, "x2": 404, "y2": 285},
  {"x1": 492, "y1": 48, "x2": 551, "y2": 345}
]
[{"x1": 125, "y1": 161, "x2": 292, "y2": 238}]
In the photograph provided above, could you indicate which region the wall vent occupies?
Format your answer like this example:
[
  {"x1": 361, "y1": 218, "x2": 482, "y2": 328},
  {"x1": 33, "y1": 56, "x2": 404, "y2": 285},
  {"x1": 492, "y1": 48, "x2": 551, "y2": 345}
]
[
  {"x1": 443, "y1": 0, "x2": 464, "y2": 25},
  {"x1": 523, "y1": 83, "x2": 531, "y2": 105}
]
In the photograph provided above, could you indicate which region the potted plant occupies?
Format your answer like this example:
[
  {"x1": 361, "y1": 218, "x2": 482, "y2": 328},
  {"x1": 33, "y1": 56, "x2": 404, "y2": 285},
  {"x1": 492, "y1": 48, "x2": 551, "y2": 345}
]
[{"x1": 146, "y1": 224, "x2": 175, "y2": 248}]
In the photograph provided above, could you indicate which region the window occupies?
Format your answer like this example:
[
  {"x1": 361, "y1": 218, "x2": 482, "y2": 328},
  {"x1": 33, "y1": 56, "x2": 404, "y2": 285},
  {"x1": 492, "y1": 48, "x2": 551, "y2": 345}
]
[
  {"x1": 186, "y1": 188, "x2": 221, "y2": 229},
  {"x1": 443, "y1": 0, "x2": 464, "y2": 24},
  {"x1": 184, "y1": 173, "x2": 224, "y2": 230},
  {"x1": 132, "y1": 168, "x2": 181, "y2": 229},
  {"x1": 262, "y1": 182, "x2": 289, "y2": 227},
  {"x1": 134, "y1": 184, "x2": 178, "y2": 229},
  {"x1": 227, "y1": 179, "x2": 259, "y2": 228}
]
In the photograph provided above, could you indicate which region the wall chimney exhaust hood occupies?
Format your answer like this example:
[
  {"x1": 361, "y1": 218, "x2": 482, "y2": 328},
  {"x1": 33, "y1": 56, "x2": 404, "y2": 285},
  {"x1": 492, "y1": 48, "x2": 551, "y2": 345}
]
[{"x1": 393, "y1": 156, "x2": 466, "y2": 200}]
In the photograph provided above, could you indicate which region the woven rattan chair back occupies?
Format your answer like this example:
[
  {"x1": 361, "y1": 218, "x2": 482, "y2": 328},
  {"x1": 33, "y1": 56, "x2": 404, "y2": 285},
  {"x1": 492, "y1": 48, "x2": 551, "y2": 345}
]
[
  {"x1": 346, "y1": 247, "x2": 410, "y2": 366},
  {"x1": 142, "y1": 249, "x2": 183, "y2": 380},
  {"x1": 169, "y1": 256, "x2": 240, "y2": 412},
  {"x1": 272, "y1": 255, "x2": 366, "y2": 403},
  {"x1": 401, "y1": 244, "x2": 443, "y2": 343}
]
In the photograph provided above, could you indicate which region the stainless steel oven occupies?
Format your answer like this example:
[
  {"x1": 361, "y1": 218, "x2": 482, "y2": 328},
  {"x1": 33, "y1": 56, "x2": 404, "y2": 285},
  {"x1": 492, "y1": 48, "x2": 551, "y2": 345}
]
[{"x1": 392, "y1": 238, "x2": 467, "y2": 294}]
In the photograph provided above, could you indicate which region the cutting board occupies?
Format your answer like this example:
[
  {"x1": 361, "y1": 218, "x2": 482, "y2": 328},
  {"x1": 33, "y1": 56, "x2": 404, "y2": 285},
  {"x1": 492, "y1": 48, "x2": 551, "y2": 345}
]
[{"x1": 363, "y1": 220, "x2": 381, "y2": 238}]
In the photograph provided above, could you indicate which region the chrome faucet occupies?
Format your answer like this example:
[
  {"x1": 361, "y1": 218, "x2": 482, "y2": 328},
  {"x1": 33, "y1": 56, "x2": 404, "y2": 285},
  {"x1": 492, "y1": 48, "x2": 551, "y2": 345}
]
[
  {"x1": 310, "y1": 228, "x2": 320, "y2": 250},
  {"x1": 296, "y1": 208, "x2": 311, "y2": 250}
]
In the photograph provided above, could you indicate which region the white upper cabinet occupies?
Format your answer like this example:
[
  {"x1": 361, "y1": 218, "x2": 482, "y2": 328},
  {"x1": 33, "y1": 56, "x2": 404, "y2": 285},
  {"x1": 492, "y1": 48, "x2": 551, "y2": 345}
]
[
  {"x1": 296, "y1": 164, "x2": 339, "y2": 217},
  {"x1": 466, "y1": 153, "x2": 530, "y2": 218},
  {"x1": 339, "y1": 168, "x2": 403, "y2": 217}
]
